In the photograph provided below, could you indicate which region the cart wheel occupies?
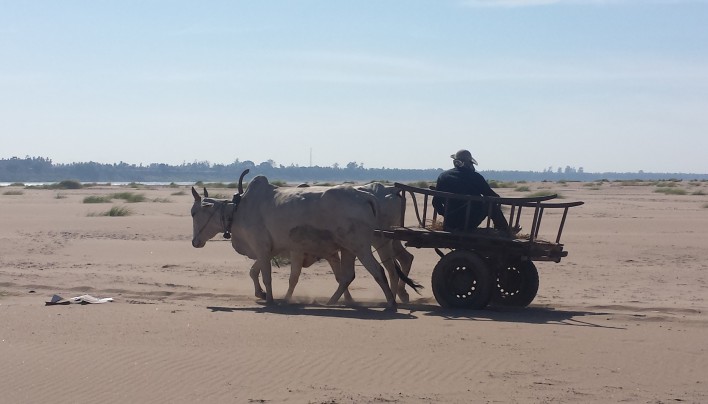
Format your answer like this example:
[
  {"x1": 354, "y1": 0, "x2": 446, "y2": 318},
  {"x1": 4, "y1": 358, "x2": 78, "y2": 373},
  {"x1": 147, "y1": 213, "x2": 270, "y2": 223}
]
[
  {"x1": 491, "y1": 260, "x2": 539, "y2": 307},
  {"x1": 431, "y1": 250, "x2": 492, "y2": 309}
]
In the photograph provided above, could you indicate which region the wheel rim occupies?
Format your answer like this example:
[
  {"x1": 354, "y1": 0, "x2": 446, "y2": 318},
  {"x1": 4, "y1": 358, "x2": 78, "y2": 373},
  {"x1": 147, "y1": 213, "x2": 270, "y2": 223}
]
[
  {"x1": 491, "y1": 260, "x2": 539, "y2": 307},
  {"x1": 447, "y1": 261, "x2": 480, "y2": 301},
  {"x1": 496, "y1": 265, "x2": 523, "y2": 298}
]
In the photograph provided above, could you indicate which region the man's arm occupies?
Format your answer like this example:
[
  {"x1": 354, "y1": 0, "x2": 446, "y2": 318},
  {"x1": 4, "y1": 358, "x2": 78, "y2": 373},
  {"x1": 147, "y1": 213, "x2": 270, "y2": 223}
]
[{"x1": 473, "y1": 173, "x2": 500, "y2": 198}]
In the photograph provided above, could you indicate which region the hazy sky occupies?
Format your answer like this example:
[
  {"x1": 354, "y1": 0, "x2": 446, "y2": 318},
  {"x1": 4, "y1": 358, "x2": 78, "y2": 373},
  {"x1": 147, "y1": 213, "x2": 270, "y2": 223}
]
[{"x1": 2, "y1": 0, "x2": 707, "y2": 173}]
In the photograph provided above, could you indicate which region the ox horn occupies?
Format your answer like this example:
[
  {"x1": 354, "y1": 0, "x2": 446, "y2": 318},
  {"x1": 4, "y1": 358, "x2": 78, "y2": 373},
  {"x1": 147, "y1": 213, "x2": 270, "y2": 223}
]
[
  {"x1": 238, "y1": 169, "x2": 250, "y2": 194},
  {"x1": 191, "y1": 187, "x2": 201, "y2": 202},
  {"x1": 203, "y1": 187, "x2": 209, "y2": 198}
]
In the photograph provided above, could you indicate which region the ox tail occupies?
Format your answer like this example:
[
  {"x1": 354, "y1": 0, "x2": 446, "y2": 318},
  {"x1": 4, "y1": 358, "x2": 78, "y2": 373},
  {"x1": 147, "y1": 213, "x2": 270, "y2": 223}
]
[{"x1": 395, "y1": 260, "x2": 423, "y2": 294}]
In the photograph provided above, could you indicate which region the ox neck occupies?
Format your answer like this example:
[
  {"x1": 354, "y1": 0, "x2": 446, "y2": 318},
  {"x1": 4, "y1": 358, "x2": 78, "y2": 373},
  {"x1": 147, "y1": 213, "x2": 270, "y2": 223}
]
[{"x1": 220, "y1": 201, "x2": 239, "y2": 239}]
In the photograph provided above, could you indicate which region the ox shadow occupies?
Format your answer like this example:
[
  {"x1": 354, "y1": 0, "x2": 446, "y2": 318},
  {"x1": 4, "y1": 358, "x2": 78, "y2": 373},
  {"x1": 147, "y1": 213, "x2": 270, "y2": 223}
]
[
  {"x1": 207, "y1": 300, "x2": 621, "y2": 328},
  {"x1": 207, "y1": 300, "x2": 417, "y2": 320},
  {"x1": 416, "y1": 304, "x2": 625, "y2": 329}
]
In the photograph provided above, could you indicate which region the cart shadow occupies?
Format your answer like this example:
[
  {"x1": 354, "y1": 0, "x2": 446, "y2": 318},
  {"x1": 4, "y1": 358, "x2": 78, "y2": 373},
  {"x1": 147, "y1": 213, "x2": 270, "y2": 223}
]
[{"x1": 417, "y1": 304, "x2": 625, "y2": 329}]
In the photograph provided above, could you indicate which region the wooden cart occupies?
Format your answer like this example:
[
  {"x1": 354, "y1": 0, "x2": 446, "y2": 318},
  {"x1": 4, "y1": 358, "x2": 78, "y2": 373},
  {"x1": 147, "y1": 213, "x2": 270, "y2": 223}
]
[{"x1": 375, "y1": 183, "x2": 584, "y2": 309}]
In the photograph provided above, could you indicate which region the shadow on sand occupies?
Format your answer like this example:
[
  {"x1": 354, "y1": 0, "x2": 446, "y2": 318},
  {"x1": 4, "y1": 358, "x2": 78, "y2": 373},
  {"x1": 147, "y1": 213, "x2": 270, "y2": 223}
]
[{"x1": 207, "y1": 299, "x2": 623, "y2": 329}]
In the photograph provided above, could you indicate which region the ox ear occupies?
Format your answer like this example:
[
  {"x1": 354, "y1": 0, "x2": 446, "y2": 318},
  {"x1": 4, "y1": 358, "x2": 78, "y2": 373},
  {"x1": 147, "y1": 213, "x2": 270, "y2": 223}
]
[
  {"x1": 203, "y1": 187, "x2": 209, "y2": 198},
  {"x1": 191, "y1": 187, "x2": 201, "y2": 202}
]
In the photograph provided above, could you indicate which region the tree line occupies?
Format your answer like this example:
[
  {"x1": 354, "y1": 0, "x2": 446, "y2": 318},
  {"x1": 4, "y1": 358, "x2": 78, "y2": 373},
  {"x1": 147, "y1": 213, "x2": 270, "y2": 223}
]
[{"x1": 1, "y1": 156, "x2": 706, "y2": 183}]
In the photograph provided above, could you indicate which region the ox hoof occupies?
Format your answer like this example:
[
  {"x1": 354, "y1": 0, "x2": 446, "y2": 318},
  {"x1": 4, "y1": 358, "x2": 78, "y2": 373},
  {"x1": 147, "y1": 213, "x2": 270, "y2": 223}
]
[
  {"x1": 384, "y1": 305, "x2": 398, "y2": 313},
  {"x1": 255, "y1": 291, "x2": 267, "y2": 300},
  {"x1": 397, "y1": 290, "x2": 410, "y2": 304}
]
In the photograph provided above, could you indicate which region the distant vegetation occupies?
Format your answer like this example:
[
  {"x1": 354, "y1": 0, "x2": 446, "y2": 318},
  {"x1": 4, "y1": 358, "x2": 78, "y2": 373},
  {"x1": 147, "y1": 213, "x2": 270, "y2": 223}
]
[{"x1": 3, "y1": 156, "x2": 708, "y2": 183}]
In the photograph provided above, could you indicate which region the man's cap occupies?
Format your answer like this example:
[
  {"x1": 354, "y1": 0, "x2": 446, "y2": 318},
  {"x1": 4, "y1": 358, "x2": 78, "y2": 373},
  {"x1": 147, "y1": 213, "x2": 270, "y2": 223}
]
[{"x1": 451, "y1": 149, "x2": 478, "y2": 165}]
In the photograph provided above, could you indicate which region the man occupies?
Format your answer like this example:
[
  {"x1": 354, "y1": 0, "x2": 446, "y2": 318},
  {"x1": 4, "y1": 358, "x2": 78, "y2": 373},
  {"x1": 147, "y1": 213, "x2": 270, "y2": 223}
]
[{"x1": 432, "y1": 149, "x2": 511, "y2": 232}]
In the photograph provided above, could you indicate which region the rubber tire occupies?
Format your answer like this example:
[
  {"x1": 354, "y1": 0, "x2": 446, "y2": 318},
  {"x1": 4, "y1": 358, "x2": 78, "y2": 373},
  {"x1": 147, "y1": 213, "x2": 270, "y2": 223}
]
[
  {"x1": 491, "y1": 260, "x2": 539, "y2": 307},
  {"x1": 431, "y1": 250, "x2": 492, "y2": 309}
]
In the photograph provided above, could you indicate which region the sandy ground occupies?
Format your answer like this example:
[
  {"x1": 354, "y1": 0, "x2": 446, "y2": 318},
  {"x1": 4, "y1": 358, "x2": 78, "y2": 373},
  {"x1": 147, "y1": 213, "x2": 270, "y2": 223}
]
[{"x1": 1, "y1": 180, "x2": 707, "y2": 403}]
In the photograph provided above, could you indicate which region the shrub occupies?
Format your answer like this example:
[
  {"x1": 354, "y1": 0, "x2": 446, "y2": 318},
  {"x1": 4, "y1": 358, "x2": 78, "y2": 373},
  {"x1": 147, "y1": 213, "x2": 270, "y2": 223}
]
[
  {"x1": 89, "y1": 206, "x2": 133, "y2": 217},
  {"x1": 514, "y1": 186, "x2": 531, "y2": 192},
  {"x1": 271, "y1": 255, "x2": 291, "y2": 266},
  {"x1": 488, "y1": 180, "x2": 515, "y2": 189},
  {"x1": 3, "y1": 190, "x2": 23, "y2": 195},
  {"x1": 271, "y1": 180, "x2": 288, "y2": 187},
  {"x1": 171, "y1": 191, "x2": 186, "y2": 196},
  {"x1": 408, "y1": 181, "x2": 429, "y2": 188},
  {"x1": 10, "y1": 182, "x2": 25, "y2": 187},
  {"x1": 655, "y1": 187, "x2": 687, "y2": 195},
  {"x1": 527, "y1": 190, "x2": 563, "y2": 199},
  {"x1": 57, "y1": 180, "x2": 82, "y2": 189},
  {"x1": 692, "y1": 190, "x2": 706, "y2": 196},
  {"x1": 110, "y1": 192, "x2": 146, "y2": 203},
  {"x1": 83, "y1": 195, "x2": 112, "y2": 203},
  {"x1": 152, "y1": 197, "x2": 172, "y2": 203}
]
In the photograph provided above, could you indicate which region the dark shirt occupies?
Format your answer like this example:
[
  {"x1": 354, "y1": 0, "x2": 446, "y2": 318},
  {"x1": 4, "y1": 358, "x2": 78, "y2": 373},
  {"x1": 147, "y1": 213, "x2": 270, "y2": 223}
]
[{"x1": 432, "y1": 166, "x2": 499, "y2": 231}]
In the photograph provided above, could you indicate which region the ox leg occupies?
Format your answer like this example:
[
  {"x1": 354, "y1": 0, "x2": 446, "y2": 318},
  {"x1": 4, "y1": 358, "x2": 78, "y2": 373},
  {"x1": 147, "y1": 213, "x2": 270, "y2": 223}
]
[
  {"x1": 249, "y1": 262, "x2": 267, "y2": 300},
  {"x1": 324, "y1": 253, "x2": 354, "y2": 304},
  {"x1": 327, "y1": 250, "x2": 355, "y2": 306},
  {"x1": 393, "y1": 240, "x2": 414, "y2": 303},
  {"x1": 256, "y1": 258, "x2": 275, "y2": 304},
  {"x1": 374, "y1": 239, "x2": 400, "y2": 303},
  {"x1": 284, "y1": 252, "x2": 304, "y2": 302},
  {"x1": 357, "y1": 249, "x2": 396, "y2": 310}
]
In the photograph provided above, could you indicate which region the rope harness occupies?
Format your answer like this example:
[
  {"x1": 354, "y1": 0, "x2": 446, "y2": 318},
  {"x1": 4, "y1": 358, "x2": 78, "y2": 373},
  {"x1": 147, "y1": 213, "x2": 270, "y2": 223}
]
[{"x1": 195, "y1": 195, "x2": 241, "y2": 242}]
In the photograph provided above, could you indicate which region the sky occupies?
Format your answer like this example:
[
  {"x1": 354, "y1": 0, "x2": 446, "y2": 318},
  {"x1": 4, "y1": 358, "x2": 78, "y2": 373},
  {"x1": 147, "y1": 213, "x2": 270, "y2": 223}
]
[{"x1": 1, "y1": 0, "x2": 707, "y2": 173}]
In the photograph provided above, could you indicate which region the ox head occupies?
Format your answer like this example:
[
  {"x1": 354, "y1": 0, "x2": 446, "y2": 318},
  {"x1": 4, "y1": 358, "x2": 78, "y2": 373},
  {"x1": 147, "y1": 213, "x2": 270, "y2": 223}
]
[
  {"x1": 190, "y1": 169, "x2": 250, "y2": 248},
  {"x1": 190, "y1": 187, "x2": 223, "y2": 248}
]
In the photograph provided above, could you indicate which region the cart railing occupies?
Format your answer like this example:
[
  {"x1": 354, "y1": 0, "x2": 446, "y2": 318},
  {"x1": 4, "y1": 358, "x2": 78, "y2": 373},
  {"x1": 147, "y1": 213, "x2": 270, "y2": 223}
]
[{"x1": 393, "y1": 183, "x2": 584, "y2": 245}]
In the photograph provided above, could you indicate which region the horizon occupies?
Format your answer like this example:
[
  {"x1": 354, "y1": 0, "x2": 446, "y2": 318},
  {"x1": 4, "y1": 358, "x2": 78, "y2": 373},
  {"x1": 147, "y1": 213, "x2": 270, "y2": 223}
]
[
  {"x1": 3, "y1": 155, "x2": 708, "y2": 176},
  {"x1": 1, "y1": 1, "x2": 707, "y2": 173}
]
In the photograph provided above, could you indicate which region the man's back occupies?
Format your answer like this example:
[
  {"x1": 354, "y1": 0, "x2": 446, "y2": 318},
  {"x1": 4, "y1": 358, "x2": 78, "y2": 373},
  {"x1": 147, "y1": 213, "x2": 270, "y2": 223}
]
[{"x1": 433, "y1": 166, "x2": 497, "y2": 231}]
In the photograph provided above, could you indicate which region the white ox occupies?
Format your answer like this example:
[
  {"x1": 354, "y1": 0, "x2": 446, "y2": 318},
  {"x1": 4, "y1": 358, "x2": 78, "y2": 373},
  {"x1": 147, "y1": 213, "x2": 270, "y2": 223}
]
[
  {"x1": 191, "y1": 173, "x2": 420, "y2": 309},
  {"x1": 359, "y1": 182, "x2": 415, "y2": 302},
  {"x1": 254, "y1": 182, "x2": 416, "y2": 303}
]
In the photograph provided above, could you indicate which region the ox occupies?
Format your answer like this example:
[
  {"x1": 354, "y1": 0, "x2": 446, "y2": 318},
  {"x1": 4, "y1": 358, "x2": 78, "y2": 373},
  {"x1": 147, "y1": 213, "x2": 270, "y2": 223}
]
[
  {"x1": 191, "y1": 172, "x2": 420, "y2": 309},
  {"x1": 358, "y1": 182, "x2": 415, "y2": 303},
  {"x1": 253, "y1": 182, "x2": 416, "y2": 303}
]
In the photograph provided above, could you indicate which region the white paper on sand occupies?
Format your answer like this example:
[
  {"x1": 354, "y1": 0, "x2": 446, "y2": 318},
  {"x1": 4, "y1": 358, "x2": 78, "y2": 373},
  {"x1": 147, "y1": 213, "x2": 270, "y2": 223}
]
[{"x1": 48, "y1": 294, "x2": 114, "y2": 305}]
